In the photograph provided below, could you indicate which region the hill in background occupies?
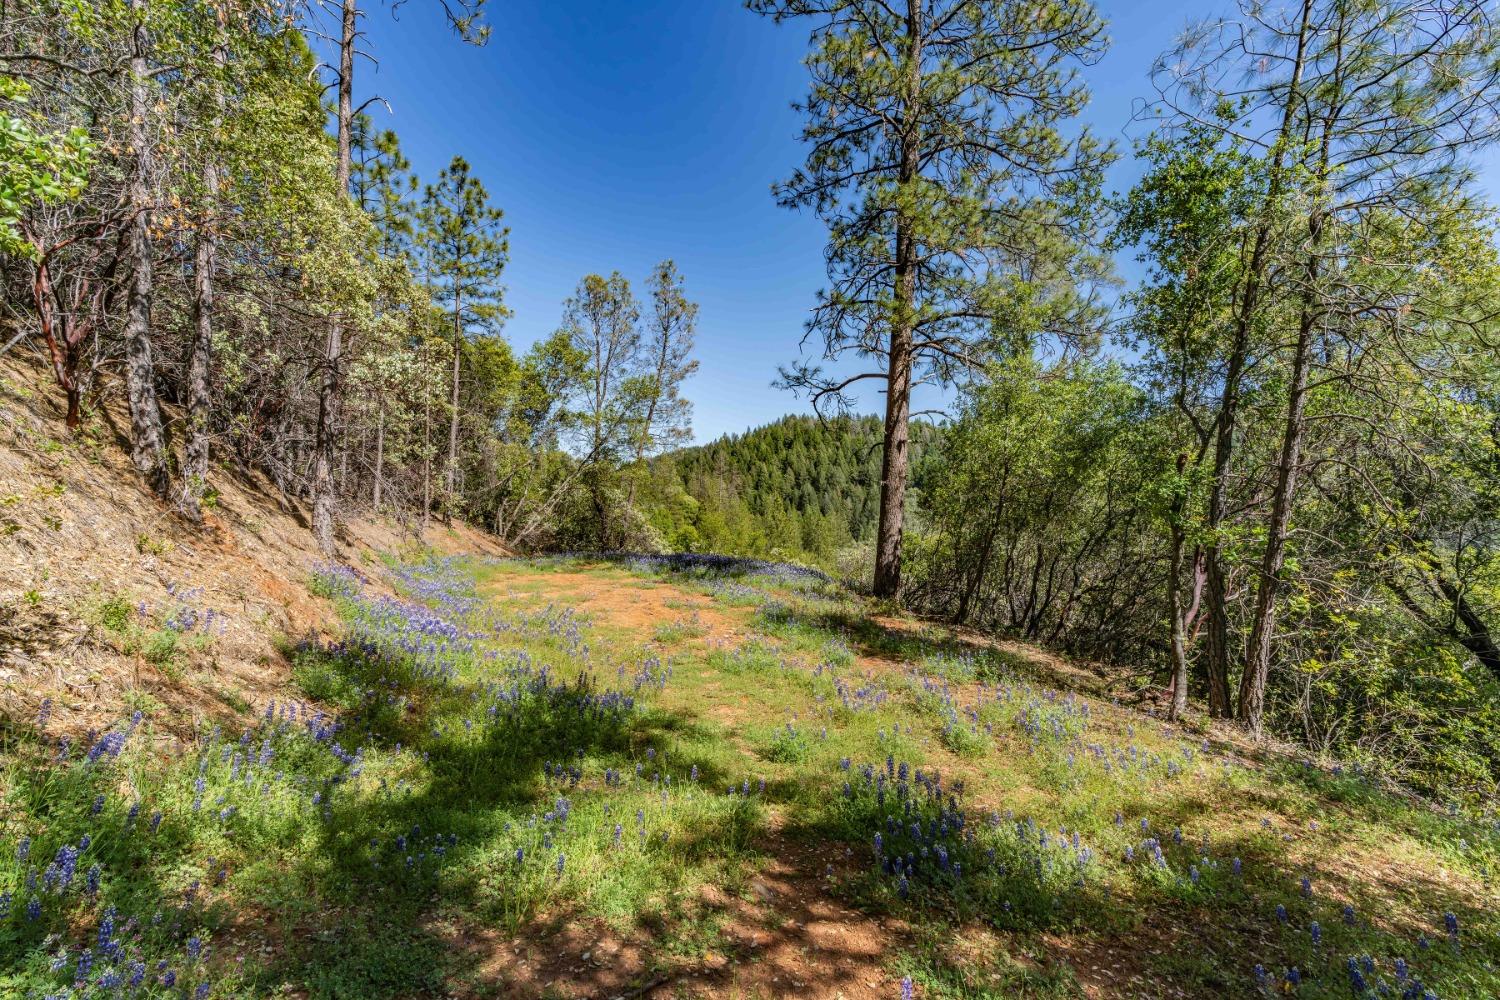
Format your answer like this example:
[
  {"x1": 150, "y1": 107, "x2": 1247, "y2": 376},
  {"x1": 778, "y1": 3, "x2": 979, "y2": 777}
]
[{"x1": 646, "y1": 414, "x2": 942, "y2": 569}]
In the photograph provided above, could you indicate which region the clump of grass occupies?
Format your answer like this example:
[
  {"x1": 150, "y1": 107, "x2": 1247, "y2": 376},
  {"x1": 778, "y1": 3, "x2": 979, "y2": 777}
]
[
  {"x1": 938, "y1": 715, "x2": 989, "y2": 758},
  {"x1": 653, "y1": 612, "x2": 708, "y2": 644},
  {"x1": 703, "y1": 638, "x2": 786, "y2": 677},
  {"x1": 756, "y1": 722, "x2": 816, "y2": 764}
]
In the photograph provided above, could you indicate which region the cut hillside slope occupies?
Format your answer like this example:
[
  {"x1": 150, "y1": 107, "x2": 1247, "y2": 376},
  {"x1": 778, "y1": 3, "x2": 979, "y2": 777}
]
[{"x1": 0, "y1": 355, "x2": 507, "y2": 739}]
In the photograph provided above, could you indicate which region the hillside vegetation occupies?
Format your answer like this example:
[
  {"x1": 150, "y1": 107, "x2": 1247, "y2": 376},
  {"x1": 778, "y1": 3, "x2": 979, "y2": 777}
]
[
  {"x1": 639, "y1": 416, "x2": 941, "y2": 569},
  {"x1": 7, "y1": 0, "x2": 1500, "y2": 997},
  {"x1": 4, "y1": 526, "x2": 1498, "y2": 998}
]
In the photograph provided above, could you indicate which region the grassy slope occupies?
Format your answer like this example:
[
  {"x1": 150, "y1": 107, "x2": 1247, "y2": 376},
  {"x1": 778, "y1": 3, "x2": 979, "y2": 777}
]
[{"x1": 2, "y1": 553, "x2": 1497, "y2": 1000}]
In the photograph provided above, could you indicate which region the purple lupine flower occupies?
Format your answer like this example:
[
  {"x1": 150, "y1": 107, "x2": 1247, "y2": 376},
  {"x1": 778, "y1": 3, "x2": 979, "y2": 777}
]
[
  {"x1": 1310, "y1": 921, "x2": 1321, "y2": 946},
  {"x1": 1300, "y1": 876, "x2": 1312, "y2": 898},
  {"x1": 1346, "y1": 957, "x2": 1367, "y2": 994},
  {"x1": 900, "y1": 975, "x2": 914, "y2": 1000},
  {"x1": 1343, "y1": 904, "x2": 1355, "y2": 926},
  {"x1": 1275, "y1": 904, "x2": 1288, "y2": 924},
  {"x1": 555, "y1": 853, "x2": 565, "y2": 877}
]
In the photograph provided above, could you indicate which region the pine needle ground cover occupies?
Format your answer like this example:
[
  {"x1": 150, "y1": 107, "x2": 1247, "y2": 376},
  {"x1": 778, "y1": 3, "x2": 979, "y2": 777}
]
[{"x1": 2, "y1": 554, "x2": 1496, "y2": 999}]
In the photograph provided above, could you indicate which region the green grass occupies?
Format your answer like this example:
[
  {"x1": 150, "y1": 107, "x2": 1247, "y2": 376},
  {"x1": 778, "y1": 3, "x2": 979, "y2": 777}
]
[{"x1": 3, "y1": 551, "x2": 1498, "y2": 999}]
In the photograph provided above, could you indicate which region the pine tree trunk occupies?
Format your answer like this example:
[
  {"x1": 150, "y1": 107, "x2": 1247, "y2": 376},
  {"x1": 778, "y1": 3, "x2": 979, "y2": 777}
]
[
  {"x1": 872, "y1": 0, "x2": 922, "y2": 602},
  {"x1": 1240, "y1": 205, "x2": 1326, "y2": 735},
  {"x1": 311, "y1": 0, "x2": 356, "y2": 555},
  {"x1": 421, "y1": 346, "x2": 432, "y2": 536},
  {"x1": 445, "y1": 296, "x2": 462, "y2": 523},
  {"x1": 185, "y1": 11, "x2": 226, "y2": 514},
  {"x1": 1201, "y1": 0, "x2": 1314, "y2": 718},
  {"x1": 124, "y1": 0, "x2": 170, "y2": 499}
]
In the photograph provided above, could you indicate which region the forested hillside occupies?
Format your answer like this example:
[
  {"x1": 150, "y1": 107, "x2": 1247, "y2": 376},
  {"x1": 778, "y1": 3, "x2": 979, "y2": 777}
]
[
  {"x1": 6, "y1": 0, "x2": 1500, "y2": 998},
  {"x1": 644, "y1": 415, "x2": 940, "y2": 568}
]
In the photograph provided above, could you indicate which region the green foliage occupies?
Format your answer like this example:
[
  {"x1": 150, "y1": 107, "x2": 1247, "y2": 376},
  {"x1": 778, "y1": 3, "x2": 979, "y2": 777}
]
[
  {"x1": 0, "y1": 75, "x2": 91, "y2": 258},
  {"x1": 645, "y1": 414, "x2": 940, "y2": 568}
]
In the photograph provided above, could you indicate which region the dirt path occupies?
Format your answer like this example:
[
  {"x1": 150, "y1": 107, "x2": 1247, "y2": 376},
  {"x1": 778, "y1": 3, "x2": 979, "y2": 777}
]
[{"x1": 472, "y1": 565, "x2": 912, "y2": 999}]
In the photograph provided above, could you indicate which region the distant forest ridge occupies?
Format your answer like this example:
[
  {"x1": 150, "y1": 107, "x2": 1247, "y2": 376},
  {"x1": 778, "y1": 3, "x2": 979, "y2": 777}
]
[{"x1": 651, "y1": 414, "x2": 943, "y2": 567}]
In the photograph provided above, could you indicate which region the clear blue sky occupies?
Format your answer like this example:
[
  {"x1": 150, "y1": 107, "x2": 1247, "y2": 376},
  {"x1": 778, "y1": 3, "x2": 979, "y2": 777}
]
[{"x1": 333, "y1": 1, "x2": 1230, "y2": 444}]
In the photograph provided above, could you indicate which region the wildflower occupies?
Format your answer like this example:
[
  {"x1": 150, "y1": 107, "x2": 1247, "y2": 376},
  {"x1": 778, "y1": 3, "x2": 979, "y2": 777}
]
[
  {"x1": 900, "y1": 975, "x2": 914, "y2": 1000},
  {"x1": 1346, "y1": 957, "x2": 1367, "y2": 994},
  {"x1": 1300, "y1": 876, "x2": 1312, "y2": 898},
  {"x1": 1276, "y1": 904, "x2": 1288, "y2": 924},
  {"x1": 555, "y1": 853, "x2": 565, "y2": 877},
  {"x1": 1343, "y1": 904, "x2": 1355, "y2": 926},
  {"x1": 1310, "y1": 921, "x2": 1321, "y2": 946}
]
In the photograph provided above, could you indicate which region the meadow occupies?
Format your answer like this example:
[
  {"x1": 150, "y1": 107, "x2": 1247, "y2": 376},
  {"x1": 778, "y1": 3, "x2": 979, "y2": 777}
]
[{"x1": 1, "y1": 552, "x2": 1496, "y2": 999}]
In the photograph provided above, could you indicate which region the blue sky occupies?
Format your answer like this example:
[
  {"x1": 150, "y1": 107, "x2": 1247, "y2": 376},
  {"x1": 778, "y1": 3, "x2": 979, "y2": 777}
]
[{"x1": 337, "y1": 1, "x2": 1225, "y2": 443}]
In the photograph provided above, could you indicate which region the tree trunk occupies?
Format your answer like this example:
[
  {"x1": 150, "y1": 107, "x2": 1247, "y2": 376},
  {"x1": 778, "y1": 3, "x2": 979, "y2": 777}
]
[
  {"x1": 124, "y1": 0, "x2": 170, "y2": 499},
  {"x1": 1168, "y1": 453, "x2": 1190, "y2": 721},
  {"x1": 1239, "y1": 8, "x2": 1331, "y2": 735},
  {"x1": 872, "y1": 0, "x2": 923, "y2": 602},
  {"x1": 185, "y1": 10, "x2": 226, "y2": 514},
  {"x1": 421, "y1": 344, "x2": 432, "y2": 536},
  {"x1": 311, "y1": 0, "x2": 356, "y2": 555},
  {"x1": 446, "y1": 294, "x2": 462, "y2": 523},
  {"x1": 1239, "y1": 204, "x2": 1326, "y2": 735},
  {"x1": 373, "y1": 401, "x2": 385, "y2": 511},
  {"x1": 1201, "y1": 0, "x2": 1313, "y2": 717}
]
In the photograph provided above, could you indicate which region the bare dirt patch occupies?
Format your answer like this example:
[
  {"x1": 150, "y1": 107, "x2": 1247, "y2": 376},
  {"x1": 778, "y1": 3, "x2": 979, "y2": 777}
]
[{"x1": 483, "y1": 567, "x2": 748, "y2": 650}]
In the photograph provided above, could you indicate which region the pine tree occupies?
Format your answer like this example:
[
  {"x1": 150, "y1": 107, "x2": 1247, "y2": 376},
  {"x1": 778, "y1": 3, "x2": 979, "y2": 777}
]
[
  {"x1": 751, "y1": 0, "x2": 1111, "y2": 599},
  {"x1": 418, "y1": 155, "x2": 510, "y2": 521}
]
